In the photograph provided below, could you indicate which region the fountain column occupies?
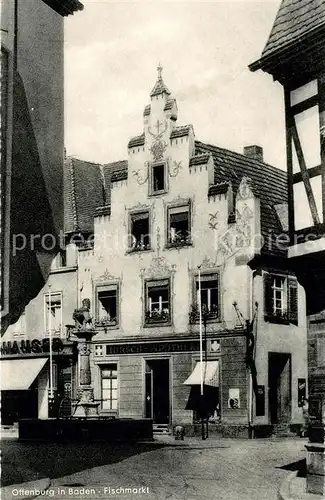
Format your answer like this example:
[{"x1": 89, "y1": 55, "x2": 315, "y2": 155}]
[{"x1": 71, "y1": 299, "x2": 100, "y2": 418}]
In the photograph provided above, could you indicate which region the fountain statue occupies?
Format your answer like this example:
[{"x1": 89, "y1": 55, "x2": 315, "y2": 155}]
[{"x1": 71, "y1": 299, "x2": 100, "y2": 418}]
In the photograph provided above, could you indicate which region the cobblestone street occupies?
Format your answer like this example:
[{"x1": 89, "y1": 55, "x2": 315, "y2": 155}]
[{"x1": 1, "y1": 437, "x2": 307, "y2": 500}]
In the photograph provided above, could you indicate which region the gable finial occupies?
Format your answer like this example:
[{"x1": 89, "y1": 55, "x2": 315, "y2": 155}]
[{"x1": 157, "y1": 62, "x2": 163, "y2": 80}]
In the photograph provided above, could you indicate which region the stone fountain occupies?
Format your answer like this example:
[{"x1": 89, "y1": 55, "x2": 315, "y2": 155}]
[{"x1": 71, "y1": 299, "x2": 100, "y2": 418}]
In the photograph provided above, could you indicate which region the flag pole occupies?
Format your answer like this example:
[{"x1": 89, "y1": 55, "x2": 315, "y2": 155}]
[
  {"x1": 48, "y1": 284, "x2": 54, "y2": 402},
  {"x1": 198, "y1": 266, "x2": 205, "y2": 439},
  {"x1": 198, "y1": 266, "x2": 203, "y2": 397}
]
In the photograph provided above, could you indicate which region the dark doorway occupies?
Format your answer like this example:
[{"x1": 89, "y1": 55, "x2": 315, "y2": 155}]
[
  {"x1": 1, "y1": 388, "x2": 38, "y2": 424},
  {"x1": 268, "y1": 353, "x2": 291, "y2": 424},
  {"x1": 145, "y1": 359, "x2": 170, "y2": 424}
]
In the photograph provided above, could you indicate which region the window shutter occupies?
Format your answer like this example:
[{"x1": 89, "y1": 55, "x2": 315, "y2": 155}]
[
  {"x1": 264, "y1": 273, "x2": 273, "y2": 319},
  {"x1": 288, "y1": 277, "x2": 298, "y2": 325}
]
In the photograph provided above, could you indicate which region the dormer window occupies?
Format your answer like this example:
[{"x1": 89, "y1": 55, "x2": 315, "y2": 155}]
[
  {"x1": 149, "y1": 162, "x2": 167, "y2": 195},
  {"x1": 153, "y1": 164, "x2": 165, "y2": 192}
]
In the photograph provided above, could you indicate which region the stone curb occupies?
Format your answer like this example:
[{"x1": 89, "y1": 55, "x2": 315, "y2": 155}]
[
  {"x1": 1, "y1": 478, "x2": 51, "y2": 500},
  {"x1": 278, "y1": 471, "x2": 299, "y2": 500}
]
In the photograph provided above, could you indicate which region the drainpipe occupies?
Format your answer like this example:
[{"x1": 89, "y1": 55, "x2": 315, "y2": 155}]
[{"x1": 248, "y1": 269, "x2": 255, "y2": 436}]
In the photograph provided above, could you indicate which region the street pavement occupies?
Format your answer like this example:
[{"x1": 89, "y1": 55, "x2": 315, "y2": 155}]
[{"x1": 1, "y1": 436, "x2": 308, "y2": 500}]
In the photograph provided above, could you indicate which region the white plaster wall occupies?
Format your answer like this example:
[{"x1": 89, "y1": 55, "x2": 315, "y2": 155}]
[{"x1": 253, "y1": 274, "x2": 307, "y2": 424}]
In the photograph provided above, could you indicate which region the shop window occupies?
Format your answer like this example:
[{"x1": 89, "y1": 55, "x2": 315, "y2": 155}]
[
  {"x1": 129, "y1": 211, "x2": 150, "y2": 251},
  {"x1": 167, "y1": 204, "x2": 191, "y2": 247},
  {"x1": 45, "y1": 293, "x2": 62, "y2": 335},
  {"x1": 96, "y1": 285, "x2": 119, "y2": 327},
  {"x1": 145, "y1": 279, "x2": 171, "y2": 325},
  {"x1": 100, "y1": 364, "x2": 118, "y2": 411},
  {"x1": 189, "y1": 274, "x2": 219, "y2": 323},
  {"x1": 264, "y1": 273, "x2": 298, "y2": 325}
]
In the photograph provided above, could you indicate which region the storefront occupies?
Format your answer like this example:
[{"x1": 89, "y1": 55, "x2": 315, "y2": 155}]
[
  {"x1": 90, "y1": 334, "x2": 249, "y2": 435},
  {"x1": 0, "y1": 337, "x2": 76, "y2": 424}
]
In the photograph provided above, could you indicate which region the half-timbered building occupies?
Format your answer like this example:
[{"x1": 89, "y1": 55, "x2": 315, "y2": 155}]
[{"x1": 250, "y1": 0, "x2": 325, "y2": 421}]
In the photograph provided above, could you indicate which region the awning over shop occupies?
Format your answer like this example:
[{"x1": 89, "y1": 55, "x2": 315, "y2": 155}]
[
  {"x1": 0, "y1": 358, "x2": 48, "y2": 390},
  {"x1": 183, "y1": 361, "x2": 219, "y2": 387}
]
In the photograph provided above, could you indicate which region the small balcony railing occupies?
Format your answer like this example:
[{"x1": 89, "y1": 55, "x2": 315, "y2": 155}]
[
  {"x1": 95, "y1": 317, "x2": 117, "y2": 328},
  {"x1": 189, "y1": 305, "x2": 219, "y2": 324},
  {"x1": 168, "y1": 232, "x2": 191, "y2": 248},
  {"x1": 145, "y1": 309, "x2": 170, "y2": 325},
  {"x1": 129, "y1": 240, "x2": 151, "y2": 252},
  {"x1": 264, "y1": 309, "x2": 289, "y2": 324}
]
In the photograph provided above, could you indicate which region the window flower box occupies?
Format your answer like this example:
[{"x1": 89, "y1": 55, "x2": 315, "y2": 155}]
[
  {"x1": 189, "y1": 304, "x2": 219, "y2": 324},
  {"x1": 145, "y1": 309, "x2": 170, "y2": 324}
]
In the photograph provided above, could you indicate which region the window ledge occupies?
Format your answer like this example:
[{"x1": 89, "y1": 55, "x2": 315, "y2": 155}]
[
  {"x1": 98, "y1": 411, "x2": 117, "y2": 419},
  {"x1": 165, "y1": 242, "x2": 193, "y2": 250},
  {"x1": 126, "y1": 247, "x2": 152, "y2": 254},
  {"x1": 144, "y1": 321, "x2": 172, "y2": 328},
  {"x1": 95, "y1": 322, "x2": 119, "y2": 330},
  {"x1": 149, "y1": 189, "x2": 168, "y2": 197},
  {"x1": 264, "y1": 315, "x2": 291, "y2": 325},
  {"x1": 189, "y1": 317, "x2": 221, "y2": 325}
]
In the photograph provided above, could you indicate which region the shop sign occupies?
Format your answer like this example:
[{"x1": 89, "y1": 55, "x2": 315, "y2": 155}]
[
  {"x1": 1, "y1": 338, "x2": 64, "y2": 356},
  {"x1": 104, "y1": 340, "x2": 202, "y2": 356}
]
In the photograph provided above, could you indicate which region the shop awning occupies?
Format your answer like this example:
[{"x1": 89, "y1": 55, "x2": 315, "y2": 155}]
[
  {"x1": 183, "y1": 361, "x2": 219, "y2": 387},
  {"x1": 0, "y1": 358, "x2": 48, "y2": 390}
]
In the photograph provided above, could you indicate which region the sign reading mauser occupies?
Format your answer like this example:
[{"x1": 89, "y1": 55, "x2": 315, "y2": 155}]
[{"x1": 1, "y1": 338, "x2": 64, "y2": 356}]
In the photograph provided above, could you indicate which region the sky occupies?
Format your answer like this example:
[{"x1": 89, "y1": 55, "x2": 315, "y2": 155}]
[{"x1": 64, "y1": 0, "x2": 285, "y2": 170}]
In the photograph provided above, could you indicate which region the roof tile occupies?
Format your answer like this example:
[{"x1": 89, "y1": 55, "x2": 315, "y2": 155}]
[
  {"x1": 170, "y1": 125, "x2": 192, "y2": 139},
  {"x1": 150, "y1": 76, "x2": 171, "y2": 97},
  {"x1": 64, "y1": 158, "x2": 104, "y2": 234},
  {"x1": 189, "y1": 153, "x2": 211, "y2": 166},
  {"x1": 111, "y1": 169, "x2": 128, "y2": 182},
  {"x1": 95, "y1": 205, "x2": 111, "y2": 217},
  {"x1": 261, "y1": 0, "x2": 325, "y2": 60},
  {"x1": 128, "y1": 134, "x2": 145, "y2": 148},
  {"x1": 195, "y1": 140, "x2": 288, "y2": 257},
  {"x1": 102, "y1": 160, "x2": 128, "y2": 204},
  {"x1": 143, "y1": 105, "x2": 151, "y2": 116},
  {"x1": 208, "y1": 182, "x2": 230, "y2": 196}
]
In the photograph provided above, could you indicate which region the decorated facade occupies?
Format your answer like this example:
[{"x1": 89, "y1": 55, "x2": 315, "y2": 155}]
[
  {"x1": 1, "y1": 65, "x2": 309, "y2": 436},
  {"x1": 75, "y1": 68, "x2": 307, "y2": 436}
]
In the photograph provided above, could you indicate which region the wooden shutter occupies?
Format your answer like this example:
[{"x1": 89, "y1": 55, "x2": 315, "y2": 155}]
[
  {"x1": 288, "y1": 277, "x2": 298, "y2": 326},
  {"x1": 264, "y1": 273, "x2": 274, "y2": 320}
]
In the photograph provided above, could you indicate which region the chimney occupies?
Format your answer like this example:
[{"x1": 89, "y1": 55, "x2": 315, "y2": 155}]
[{"x1": 243, "y1": 145, "x2": 263, "y2": 162}]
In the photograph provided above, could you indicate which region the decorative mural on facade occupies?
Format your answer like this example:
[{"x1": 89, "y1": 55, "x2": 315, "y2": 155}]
[
  {"x1": 148, "y1": 119, "x2": 168, "y2": 161},
  {"x1": 168, "y1": 160, "x2": 182, "y2": 178},
  {"x1": 132, "y1": 167, "x2": 149, "y2": 186}
]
